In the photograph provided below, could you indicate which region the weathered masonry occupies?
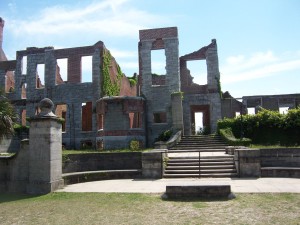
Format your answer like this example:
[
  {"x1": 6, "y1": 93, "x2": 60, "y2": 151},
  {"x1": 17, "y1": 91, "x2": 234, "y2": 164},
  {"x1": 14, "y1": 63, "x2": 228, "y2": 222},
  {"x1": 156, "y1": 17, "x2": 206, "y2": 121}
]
[
  {"x1": 1, "y1": 15, "x2": 299, "y2": 150},
  {"x1": 0, "y1": 16, "x2": 136, "y2": 150},
  {"x1": 138, "y1": 27, "x2": 183, "y2": 145},
  {"x1": 180, "y1": 39, "x2": 222, "y2": 134}
]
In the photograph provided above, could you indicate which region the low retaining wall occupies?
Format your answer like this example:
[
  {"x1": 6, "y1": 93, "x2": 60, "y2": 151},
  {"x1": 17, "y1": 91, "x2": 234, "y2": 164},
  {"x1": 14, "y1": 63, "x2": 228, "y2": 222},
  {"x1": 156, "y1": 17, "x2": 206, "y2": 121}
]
[
  {"x1": 260, "y1": 148, "x2": 300, "y2": 167},
  {"x1": 63, "y1": 169, "x2": 142, "y2": 185},
  {"x1": 62, "y1": 152, "x2": 142, "y2": 173},
  {"x1": 260, "y1": 148, "x2": 300, "y2": 178},
  {"x1": 234, "y1": 148, "x2": 300, "y2": 178}
]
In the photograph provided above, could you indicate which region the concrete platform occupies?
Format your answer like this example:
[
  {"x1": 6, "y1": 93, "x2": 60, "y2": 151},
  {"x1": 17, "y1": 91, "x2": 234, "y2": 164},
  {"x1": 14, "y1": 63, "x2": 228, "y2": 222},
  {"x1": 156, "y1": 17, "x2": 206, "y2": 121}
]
[
  {"x1": 165, "y1": 184, "x2": 231, "y2": 198},
  {"x1": 57, "y1": 177, "x2": 300, "y2": 193}
]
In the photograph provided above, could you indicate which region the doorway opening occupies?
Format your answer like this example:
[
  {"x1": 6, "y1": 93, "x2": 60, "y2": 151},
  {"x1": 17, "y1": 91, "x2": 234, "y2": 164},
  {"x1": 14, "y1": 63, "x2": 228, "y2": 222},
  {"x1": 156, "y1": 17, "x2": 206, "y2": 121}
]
[
  {"x1": 191, "y1": 105, "x2": 210, "y2": 135},
  {"x1": 194, "y1": 112, "x2": 203, "y2": 134}
]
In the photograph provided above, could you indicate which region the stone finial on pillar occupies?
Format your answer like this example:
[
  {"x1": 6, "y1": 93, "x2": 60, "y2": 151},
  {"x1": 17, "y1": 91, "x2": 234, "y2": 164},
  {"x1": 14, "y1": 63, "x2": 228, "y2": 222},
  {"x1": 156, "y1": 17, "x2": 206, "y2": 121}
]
[{"x1": 38, "y1": 98, "x2": 57, "y2": 117}]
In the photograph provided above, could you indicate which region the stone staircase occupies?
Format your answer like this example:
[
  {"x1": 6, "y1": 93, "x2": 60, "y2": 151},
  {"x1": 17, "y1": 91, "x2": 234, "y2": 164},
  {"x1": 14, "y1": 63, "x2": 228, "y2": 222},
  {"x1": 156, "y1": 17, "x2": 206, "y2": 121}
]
[
  {"x1": 169, "y1": 135, "x2": 228, "y2": 152},
  {"x1": 164, "y1": 135, "x2": 238, "y2": 178}
]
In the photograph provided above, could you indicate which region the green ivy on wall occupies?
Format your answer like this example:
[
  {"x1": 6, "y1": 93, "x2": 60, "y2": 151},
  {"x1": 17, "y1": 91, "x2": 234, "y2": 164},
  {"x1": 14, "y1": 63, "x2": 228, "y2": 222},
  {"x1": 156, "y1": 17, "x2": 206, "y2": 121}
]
[
  {"x1": 102, "y1": 50, "x2": 123, "y2": 96},
  {"x1": 215, "y1": 75, "x2": 222, "y2": 99},
  {"x1": 171, "y1": 91, "x2": 184, "y2": 100}
]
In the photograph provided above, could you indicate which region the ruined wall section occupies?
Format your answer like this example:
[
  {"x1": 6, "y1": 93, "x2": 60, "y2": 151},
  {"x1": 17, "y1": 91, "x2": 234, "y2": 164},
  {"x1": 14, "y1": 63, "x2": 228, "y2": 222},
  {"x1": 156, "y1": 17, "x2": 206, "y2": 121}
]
[
  {"x1": 0, "y1": 42, "x2": 106, "y2": 149},
  {"x1": 221, "y1": 92, "x2": 246, "y2": 118},
  {"x1": 243, "y1": 94, "x2": 300, "y2": 113},
  {"x1": 180, "y1": 40, "x2": 222, "y2": 134},
  {"x1": 1, "y1": 37, "x2": 137, "y2": 149},
  {"x1": 180, "y1": 39, "x2": 219, "y2": 94},
  {"x1": 0, "y1": 17, "x2": 15, "y2": 93},
  {"x1": 139, "y1": 27, "x2": 181, "y2": 146}
]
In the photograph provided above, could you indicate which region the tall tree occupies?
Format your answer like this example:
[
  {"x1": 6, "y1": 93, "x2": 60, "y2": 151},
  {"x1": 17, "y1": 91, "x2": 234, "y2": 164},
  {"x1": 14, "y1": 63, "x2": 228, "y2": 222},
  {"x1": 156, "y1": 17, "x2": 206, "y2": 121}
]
[{"x1": 0, "y1": 89, "x2": 16, "y2": 141}]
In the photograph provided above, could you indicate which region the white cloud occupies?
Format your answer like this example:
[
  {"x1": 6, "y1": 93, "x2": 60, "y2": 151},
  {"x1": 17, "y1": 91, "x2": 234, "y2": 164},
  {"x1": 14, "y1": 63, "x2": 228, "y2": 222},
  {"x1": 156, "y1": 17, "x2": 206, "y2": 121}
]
[
  {"x1": 8, "y1": 1, "x2": 17, "y2": 14},
  {"x1": 8, "y1": 0, "x2": 165, "y2": 39},
  {"x1": 109, "y1": 49, "x2": 136, "y2": 58},
  {"x1": 224, "y1": 51, "x2": 278, "y2": 74},
  {"x1": 118, "y1": 62, "x2": 138, "y2": 69},
  {"x1": 221, "y1": 51, "x2": 300, "y2": 84}
]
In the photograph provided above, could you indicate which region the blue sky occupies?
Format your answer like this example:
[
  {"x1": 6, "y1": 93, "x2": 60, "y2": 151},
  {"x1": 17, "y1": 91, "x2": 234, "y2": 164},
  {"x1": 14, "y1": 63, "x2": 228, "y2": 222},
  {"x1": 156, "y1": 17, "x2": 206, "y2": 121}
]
[{"x1": 1, "y1": 0, "x2": 299, "y2": 97}]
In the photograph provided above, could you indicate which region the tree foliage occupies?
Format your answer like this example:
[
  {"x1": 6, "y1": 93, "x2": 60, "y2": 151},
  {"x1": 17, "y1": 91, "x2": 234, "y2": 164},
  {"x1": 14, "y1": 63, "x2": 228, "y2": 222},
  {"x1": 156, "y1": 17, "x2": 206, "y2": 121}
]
[
  {"x1": 217, "y1": 107, "x2": 300, "y2": 146},
  {"x1": 0, "y1": 89, "x2": 17, "y2": 141}
]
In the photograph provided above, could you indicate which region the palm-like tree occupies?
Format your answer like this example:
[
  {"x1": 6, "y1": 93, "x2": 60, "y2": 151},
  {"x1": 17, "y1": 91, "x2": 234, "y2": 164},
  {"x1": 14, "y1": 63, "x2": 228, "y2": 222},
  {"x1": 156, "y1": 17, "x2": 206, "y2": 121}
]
[{"x1": 0, "y1": 89, "x2": 16, "y2": 141}]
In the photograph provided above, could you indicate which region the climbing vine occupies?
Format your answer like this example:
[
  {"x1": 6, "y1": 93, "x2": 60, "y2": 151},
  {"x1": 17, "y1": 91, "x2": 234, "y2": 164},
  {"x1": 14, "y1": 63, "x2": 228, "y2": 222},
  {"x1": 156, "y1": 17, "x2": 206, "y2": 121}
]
[
  {"x1": 171, "y1": 91, "x2": 184, "y2": 100},
  {"x1": 102, "y1": 50, "x2": 123, "y2": 96},
  {"x1": 215, "y1": 75, "x2": 222, "y2": 99},
  {"x1": 128, "y1": 73, "x2": 138, "y2": 87}
]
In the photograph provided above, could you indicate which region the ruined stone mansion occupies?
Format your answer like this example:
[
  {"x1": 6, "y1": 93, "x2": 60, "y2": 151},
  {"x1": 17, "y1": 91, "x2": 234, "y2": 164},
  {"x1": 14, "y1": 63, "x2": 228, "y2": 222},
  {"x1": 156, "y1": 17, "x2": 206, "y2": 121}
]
[{"x1": 0, "y1": 17, "x2": 299, "y2": 150}]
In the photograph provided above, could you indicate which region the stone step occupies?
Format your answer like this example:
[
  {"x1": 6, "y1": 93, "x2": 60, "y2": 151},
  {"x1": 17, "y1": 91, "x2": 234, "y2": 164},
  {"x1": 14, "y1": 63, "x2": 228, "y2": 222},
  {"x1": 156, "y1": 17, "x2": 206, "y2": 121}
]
[
  {"x1": 168, "y1": 156, "x2": 234, "y2": 161},
  {"x1": 167, "y1": 161, "x2": 234, "y2": 166},
  {"x1": 166, "y1": 165, "x2": 236, "y2": 170},
  {"x1": 164, "y1": 169, "x2": 237, "y2": 174},
  {"x1": 168, "y1": 149, "x2": 226, "y2": 152},
  {"x1": 163, "y1": 173, "x2": 238, "y2": 178},
  {"x1": 173, "y1": 144, "x2": 227, "y2": 147}
]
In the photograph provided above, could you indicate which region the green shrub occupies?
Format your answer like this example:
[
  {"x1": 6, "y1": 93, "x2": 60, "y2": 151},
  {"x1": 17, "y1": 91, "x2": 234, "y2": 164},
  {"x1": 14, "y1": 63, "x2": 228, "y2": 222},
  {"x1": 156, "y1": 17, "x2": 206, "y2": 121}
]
[
  {"x1": 129, "y1": 139, "x2": 140, "y2": 151},
  {"x1": 217, "y1": 107, "x2": 300, "y2": 146},
  {"x1": 219, "y1": 128, "x2": 251, "y2": 146},
  {"x1": 13, "y1": 123, "x2": 29, "y2": 135},
  {"x1": 156, "y1": 130, "x2": 173, "y2": 142}
]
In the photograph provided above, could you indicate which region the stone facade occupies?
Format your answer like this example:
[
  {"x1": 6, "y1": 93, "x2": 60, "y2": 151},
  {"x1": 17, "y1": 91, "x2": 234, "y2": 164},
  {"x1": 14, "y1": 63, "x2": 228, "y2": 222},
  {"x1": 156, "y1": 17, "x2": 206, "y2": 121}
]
[
  {"x1": 180, "y1": 40, "x2": 222, "y2": 134},
  {"x1": 96, "y1": 96, "x2": 145, "y2": 150},
  {"x1": 1, "y1": 16, "x2": 299, "y2": 149},
  {"x1": 138, "y1": 27, "x2": 182, "y2": 145}
]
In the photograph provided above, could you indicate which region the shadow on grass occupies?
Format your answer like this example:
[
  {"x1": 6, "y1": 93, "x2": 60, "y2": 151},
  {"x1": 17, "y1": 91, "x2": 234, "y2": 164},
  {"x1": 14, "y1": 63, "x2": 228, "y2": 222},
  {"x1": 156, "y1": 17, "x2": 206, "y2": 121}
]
[
  {"x1": 160, "y1": 193, "x2": 233, "y2": 202},
  {"x1": 0, "y1": 193, "x2": 41, "y2": 203}
]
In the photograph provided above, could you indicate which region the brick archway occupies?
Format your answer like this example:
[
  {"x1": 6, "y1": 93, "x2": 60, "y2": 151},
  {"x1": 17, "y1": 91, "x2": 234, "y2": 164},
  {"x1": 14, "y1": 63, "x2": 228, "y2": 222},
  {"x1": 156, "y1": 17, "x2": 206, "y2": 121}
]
[{"x1": 190, "y1": 105, "x2": 210, "y2": 135}]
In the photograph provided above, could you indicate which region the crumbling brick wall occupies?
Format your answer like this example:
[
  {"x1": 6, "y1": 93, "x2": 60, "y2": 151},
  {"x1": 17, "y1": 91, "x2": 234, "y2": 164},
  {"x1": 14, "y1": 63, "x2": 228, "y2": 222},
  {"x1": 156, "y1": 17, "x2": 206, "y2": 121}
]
[{"x1": 0, "y1": 38, "x2": 137, "y2": 149}]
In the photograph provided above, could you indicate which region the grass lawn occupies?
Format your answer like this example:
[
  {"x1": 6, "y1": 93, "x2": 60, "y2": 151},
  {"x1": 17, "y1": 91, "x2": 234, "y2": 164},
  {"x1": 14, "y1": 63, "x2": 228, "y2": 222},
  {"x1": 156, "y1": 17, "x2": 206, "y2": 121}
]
[{"x1": 0, "y1": 193, "x2": 299, "y2": 225}]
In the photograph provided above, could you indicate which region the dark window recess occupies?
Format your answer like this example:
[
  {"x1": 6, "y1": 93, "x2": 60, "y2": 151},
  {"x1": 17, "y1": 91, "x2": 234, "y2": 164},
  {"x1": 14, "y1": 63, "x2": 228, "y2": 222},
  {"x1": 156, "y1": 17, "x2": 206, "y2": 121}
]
[{"x1": 153, "y1": 112, "x2": 167, "y2": 123}]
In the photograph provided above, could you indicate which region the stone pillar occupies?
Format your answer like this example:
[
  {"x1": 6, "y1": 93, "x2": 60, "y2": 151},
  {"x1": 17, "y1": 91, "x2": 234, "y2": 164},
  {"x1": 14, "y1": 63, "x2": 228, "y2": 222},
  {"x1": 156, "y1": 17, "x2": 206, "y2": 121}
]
[
  {"x1": 142, "y1": 150, "x2": 167, "y2": 179},
  {"x1": 27, "y1": 98, "x2": 64, "y2": 194},
  {"x1": 235, "y1": 148, "x2": 261, "y2": 177}
]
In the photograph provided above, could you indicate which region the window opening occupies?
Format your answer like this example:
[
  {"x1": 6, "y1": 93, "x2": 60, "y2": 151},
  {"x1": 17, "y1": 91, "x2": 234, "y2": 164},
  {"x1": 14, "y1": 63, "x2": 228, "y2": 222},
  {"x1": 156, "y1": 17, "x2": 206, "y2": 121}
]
[
  {"x1": 81, "y1": 56, "x2": 93, "y2": 83},
  {"x1": 5, "y1": 70, "x2": 15, "y2": 93},
  {"x1": 56, "y1": 104, "x2": 67, "y2": 132},
  {"x1": 56, "y1": 58, "x2": 68, "y2": 84},
  {"x1": 153, "y1": 112, "x2": 167, "y2": 123},
  {"x1": 36, "y1": 64, "x2": 45, "y2": 88},
  {"x1": 279, "y1": 107, "x2": 289, "y2": 114},
  {"x1": 97, "y1": 114, "x2": 104, "y2": 130},
  {"x1": 22, "y1": 56, "x2": 27, "y2": 75},
  {"x1": 35, "y1": 106, "x2": 41, "y2": 115},
  {"x1": 247, "y1": 107, "x2": 255, "y2": 115},
  {"x1": 187, "y1": 60, "x2": 207, "y2": 85},
  {"x1": 21, "y1": 109, "x2": 26, "y2": 126},
  {"x1": 235, "y1": 112, "x2": 241, "y2": 117},
  {"x1": 82, "y1": 102, "x2": 93, "y2": 131},
  {"x1": 21, "y1": 83, "x2": 27, "y2": 99},
  {"x1": 129, "y1": 112, "x2": 142, "y2": 128},
  {"x1": 151, "y1": 49, "x2": 166, "y2": 85}
]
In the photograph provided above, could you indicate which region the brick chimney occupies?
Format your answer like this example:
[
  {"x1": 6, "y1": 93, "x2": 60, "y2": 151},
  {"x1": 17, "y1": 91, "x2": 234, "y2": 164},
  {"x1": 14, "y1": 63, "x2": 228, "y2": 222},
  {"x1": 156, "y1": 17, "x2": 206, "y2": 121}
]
[
  {"x1": 0, "y1": 17, "x2": 4, "y2": 49},
  {"x1": 0, "y1": 17, "x2": 7, "y2": 61}
]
